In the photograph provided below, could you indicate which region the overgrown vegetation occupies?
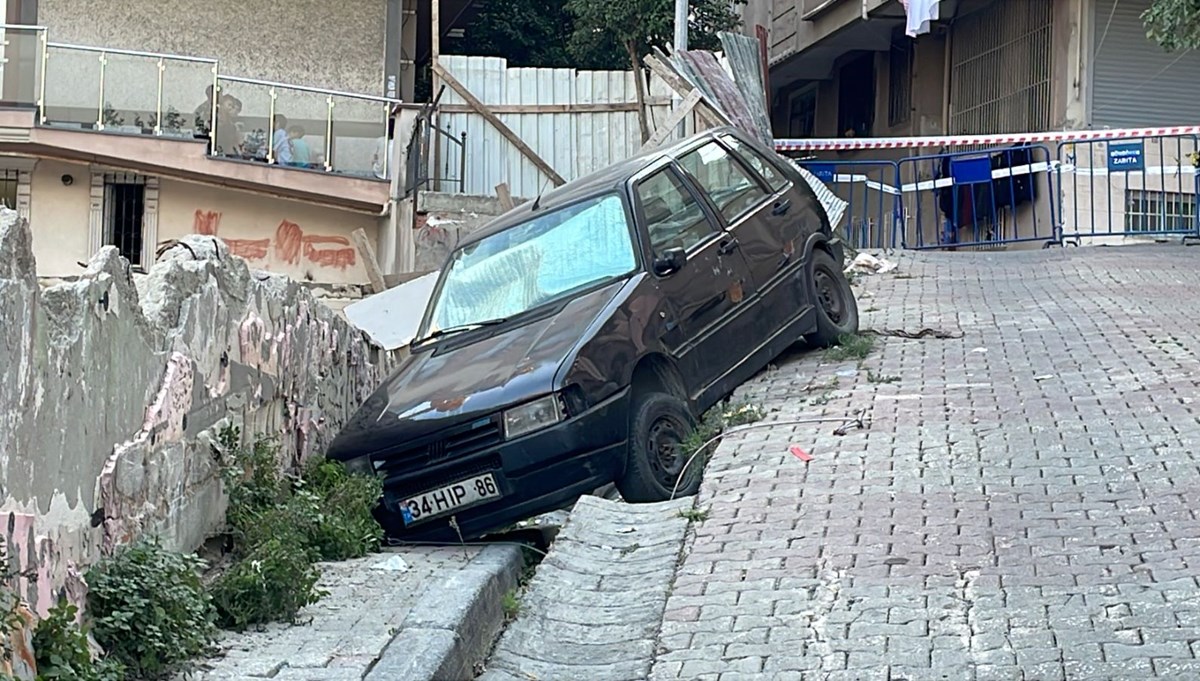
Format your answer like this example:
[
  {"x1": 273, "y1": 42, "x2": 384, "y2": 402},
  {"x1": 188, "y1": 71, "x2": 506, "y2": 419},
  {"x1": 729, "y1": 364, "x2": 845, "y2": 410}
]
[
  {"x1": 1143, "y1": 0, "x2": 1200, "y2": 51},
  {"x1": 867, "y1": 371, "x2": 900, "y2": 385},
  {"x1": 826, "y1": 333, "x2": 875, "y2": 362},
  {"x1": 677, "y1": 507, "x2": 711, "y2": 523},
  {"x1": 679, "y1": 400, "x2": 766, "y2": 469},
  {"x1": 211, "y1": 425, "x2": 383, "y2": 630},
  {"x1": 1, "y1": 540, "x2": 31, "y2": 681},
  {"x1": 32, "y1": 600, "x2": 125, "y2": 681},
  {"x1": 86, "y1": 537, "x2": 217, "y2": 680}
]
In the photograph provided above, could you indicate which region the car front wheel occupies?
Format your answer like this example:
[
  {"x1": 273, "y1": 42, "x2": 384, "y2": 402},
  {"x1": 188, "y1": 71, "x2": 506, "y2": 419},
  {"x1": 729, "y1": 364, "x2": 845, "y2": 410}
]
[
  {"x1": 804, "y1": 247, "x2": 860, "y2": 347},
  {"x1": 616, "y1": 391, "x2": 700, "y2": 503}
]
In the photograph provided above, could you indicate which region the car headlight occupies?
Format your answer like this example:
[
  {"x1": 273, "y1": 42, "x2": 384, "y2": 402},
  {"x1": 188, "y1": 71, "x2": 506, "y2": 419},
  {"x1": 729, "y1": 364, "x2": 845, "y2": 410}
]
[{"x1": 503, "y1": 395, "x2": 563, "y2": 440}]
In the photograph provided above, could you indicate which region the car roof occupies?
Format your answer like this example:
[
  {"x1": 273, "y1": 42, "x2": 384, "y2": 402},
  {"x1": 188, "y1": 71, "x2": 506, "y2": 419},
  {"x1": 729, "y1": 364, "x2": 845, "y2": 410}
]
[{"x1": 458, "y1": 125, "x2": 746, "y2": 245}]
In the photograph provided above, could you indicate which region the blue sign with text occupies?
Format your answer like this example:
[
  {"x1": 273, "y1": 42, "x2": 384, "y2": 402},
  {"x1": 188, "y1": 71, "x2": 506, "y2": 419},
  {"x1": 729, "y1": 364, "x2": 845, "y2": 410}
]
[
  {"x1": 806, "y1": 164, "x2": 836, "y2": 183},
  {"x1": 1107, "y1": 142, "x2": 1145, "y2": 173}
]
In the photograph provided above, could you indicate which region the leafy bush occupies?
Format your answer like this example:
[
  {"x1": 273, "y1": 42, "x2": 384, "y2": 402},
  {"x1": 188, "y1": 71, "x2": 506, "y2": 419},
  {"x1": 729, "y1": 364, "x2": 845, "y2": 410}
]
[
  {"x1": 212, "y1": 431, "x2": 383, "y2": 630},
  {"x1": 86, "y1": 537, "x2": 215, "y2": 680},
  {"x1": 32, "y1": 600, "x2": 125, "y2": 681},
  {"x1": 208, "y1": 537, "x2": 324, "y2": 631},
  {"x1": 293, "y1": 458, "x2": 384, "y2": 561}
]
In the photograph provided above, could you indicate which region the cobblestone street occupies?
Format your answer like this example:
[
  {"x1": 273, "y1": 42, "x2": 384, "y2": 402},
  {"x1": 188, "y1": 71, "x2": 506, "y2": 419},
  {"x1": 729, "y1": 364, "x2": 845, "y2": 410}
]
[{"x1": 651, "y1": 246, "x2": 1200, "y2": 680}]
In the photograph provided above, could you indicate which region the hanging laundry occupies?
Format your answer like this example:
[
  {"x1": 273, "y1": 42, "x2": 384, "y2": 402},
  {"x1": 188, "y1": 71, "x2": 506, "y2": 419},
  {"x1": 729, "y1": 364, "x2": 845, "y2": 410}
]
[{"x1": 899, "y1": 0, "x2": 940, "y2": 37}]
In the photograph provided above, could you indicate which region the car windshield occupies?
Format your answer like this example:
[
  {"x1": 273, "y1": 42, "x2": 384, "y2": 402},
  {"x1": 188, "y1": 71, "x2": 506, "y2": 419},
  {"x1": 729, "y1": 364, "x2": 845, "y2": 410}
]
[{"x1": 421, "y1": 193, "x2": 637, "y2": 339}]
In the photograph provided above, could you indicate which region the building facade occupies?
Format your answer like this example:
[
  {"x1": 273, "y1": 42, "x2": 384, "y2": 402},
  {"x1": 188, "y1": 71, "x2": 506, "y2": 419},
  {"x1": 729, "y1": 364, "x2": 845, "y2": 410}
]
[
  {"x1": 751, "y1": 0, "x2": 1200, "y2": 248},
  {"x1": 0, "y1": 1, "x2": 460, "y2": 286}
]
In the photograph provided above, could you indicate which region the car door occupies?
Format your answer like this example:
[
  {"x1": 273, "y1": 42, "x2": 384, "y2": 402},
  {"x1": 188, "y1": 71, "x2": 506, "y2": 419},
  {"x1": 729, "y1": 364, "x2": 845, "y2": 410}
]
[
  {"x1": 632, "y1": 162, "x2": 756, "y2": 399},
  {"x1": 676, "y1": 137, "x2": 799, "y2": 336}
]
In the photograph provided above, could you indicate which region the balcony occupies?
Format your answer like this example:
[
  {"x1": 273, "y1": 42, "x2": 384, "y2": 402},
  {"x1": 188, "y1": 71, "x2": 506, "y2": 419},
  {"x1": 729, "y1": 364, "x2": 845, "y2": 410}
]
[
  {"x1": 0, "y1": 24, "x2": 398, "y2": 211},
  {"x1": 769, "y1": 0, "x2": 908, "y2": 77}
]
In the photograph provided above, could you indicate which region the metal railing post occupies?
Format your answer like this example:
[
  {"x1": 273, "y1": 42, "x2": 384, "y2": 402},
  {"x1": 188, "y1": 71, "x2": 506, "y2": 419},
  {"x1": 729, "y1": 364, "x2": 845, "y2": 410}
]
[
  {"x1": 154, "y1": 56, "x2": 164, "y2": 135},
  {"x1": 325, "y1": 95, "x2": 334, "y2": 172},
  {"x1": 96, "y1": 50, "x2": 107, "y2": 130},
  {"x1": 267, "y1": 85, "x2": 277, "y2": 164},
  {"x1": 37, "y1": 29, "x2": 47, "y2": 125},
  {"x1": 459, "y1": 130, "x2": 467, "y2": 193},
  {"x1": 209, "y1": 69, "x2": 219, "y2": 155}
]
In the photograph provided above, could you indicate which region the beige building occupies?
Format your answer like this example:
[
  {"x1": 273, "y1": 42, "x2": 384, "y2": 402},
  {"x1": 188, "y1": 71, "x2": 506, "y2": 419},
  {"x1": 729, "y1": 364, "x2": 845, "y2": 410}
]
[
  {"x1": 0, "y1": 0, "x2": 488, "y2": 285},
  {"x1": 752, "y1": 0, "x2": 1200, "y2": 248}
]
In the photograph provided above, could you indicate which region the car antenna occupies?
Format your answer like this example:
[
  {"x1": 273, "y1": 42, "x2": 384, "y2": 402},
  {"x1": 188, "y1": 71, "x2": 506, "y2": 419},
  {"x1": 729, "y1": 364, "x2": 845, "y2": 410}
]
[{"x1": 530, "y1": 176, "x2": 552, "y2": 211}]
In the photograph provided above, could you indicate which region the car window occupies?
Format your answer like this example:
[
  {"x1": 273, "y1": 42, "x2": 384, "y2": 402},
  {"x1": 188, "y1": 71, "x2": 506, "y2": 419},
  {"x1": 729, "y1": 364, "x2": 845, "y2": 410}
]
[
  {"x1": 636, "y1": 167, "x2": 716, "y2": 257},
  {"x1": 678, "y1": 141, "x2": 769, "y2": 223},
  {"x1": 722, "y1": 135, "x2": 789, "y2": 193}
]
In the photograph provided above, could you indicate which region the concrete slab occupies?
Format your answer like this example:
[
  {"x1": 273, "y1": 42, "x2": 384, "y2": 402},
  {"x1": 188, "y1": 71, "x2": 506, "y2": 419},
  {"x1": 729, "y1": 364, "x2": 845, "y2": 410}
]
[{"x1": 184, "y1": 544, "x2": 522, "y2": 681}]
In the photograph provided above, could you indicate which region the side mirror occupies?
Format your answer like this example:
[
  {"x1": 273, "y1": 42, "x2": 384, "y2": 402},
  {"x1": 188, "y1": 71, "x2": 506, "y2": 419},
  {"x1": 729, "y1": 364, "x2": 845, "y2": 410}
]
[{"x1": 652, "y1": 247, "x2": 687, "y2": 276}]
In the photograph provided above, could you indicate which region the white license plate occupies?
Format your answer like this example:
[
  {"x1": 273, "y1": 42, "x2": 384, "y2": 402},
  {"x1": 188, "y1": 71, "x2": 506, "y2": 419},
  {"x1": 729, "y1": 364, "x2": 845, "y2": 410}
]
[{"x1": 400, "y1": 473, "x2": 501, "y2": 526}]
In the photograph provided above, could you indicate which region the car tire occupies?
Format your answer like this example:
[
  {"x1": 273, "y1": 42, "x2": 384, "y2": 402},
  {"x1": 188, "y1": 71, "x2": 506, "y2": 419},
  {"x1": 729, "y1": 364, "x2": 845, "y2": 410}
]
[
  {"x1": 617, "y1": 392, "x2": 700, "y2": 503},
  {"x1": 804, "y1": 247, "x2": 860, "y2": 347}
]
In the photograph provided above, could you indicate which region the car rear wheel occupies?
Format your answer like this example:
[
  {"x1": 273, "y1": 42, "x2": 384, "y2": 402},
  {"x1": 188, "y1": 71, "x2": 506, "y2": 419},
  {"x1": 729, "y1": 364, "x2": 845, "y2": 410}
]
[
  {"x1": 617, "y1": 392, "x2": 700, "y2": 503},
  {"x1": 804, "y1": 247, "x2": 860, "y2": 347}
]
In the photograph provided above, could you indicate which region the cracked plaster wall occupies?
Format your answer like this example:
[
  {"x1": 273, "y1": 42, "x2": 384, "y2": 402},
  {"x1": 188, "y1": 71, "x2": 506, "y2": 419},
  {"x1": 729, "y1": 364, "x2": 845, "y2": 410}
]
[{"x1": 0, "y1": 208, "x2": 397, "y2": 622}]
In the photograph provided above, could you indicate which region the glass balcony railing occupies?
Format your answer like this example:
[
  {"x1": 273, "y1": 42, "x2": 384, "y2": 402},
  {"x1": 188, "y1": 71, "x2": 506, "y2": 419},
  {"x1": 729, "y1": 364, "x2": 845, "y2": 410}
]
[
  {"x1": 41, "y1": 42, "x2": 217, "y2": 137},
  {"x1": 0, "y1": 24, "x2": 46, "y2": 108},
  {"x1": 0, "y1": 23, "x2": 398, "y2": 180},
  {"x1": 212, "y1": 76, "x2": 392, "y2": 178}
]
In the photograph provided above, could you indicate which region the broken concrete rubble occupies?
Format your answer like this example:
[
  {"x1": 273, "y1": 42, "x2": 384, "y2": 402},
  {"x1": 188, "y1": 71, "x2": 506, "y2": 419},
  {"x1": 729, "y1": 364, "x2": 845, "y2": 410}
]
[{"x1": 0, "y1": 208, "x2": 398, "y2": 626}]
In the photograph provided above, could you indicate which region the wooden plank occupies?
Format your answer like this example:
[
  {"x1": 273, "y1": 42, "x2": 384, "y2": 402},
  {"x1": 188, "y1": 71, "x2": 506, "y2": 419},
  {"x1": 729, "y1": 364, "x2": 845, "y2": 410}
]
[
  {"x1": 440, "y1": 100, "x2": 670, "y2": 114},
  {"x1": 495, "y1": 182, "x2": 515, "y2": 211},
  {"x1": 433, "y1": 62, "x2": 567, "y2": 186},
  {"x1": 644, "y1": 55, "x2": 729, "y2": 129},
  {"x1": 352, "y1": 228, "x2": 388, "y2": 294},
  {"x1": 640, "y1": 89, "x2": 703, "y2": 152}
]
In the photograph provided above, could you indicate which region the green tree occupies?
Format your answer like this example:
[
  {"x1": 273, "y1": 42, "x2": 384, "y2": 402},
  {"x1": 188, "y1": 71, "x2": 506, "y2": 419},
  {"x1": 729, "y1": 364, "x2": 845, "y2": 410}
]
[
  {"x1": 1142, "y1": 0, "x2": 1200, "y2": 51},
  {"x1": 445, "y1": 0, "x2": 624, "y2": 69},
  {"x1": 566, "y1": 0, "x2": 744, "y2": 139}
]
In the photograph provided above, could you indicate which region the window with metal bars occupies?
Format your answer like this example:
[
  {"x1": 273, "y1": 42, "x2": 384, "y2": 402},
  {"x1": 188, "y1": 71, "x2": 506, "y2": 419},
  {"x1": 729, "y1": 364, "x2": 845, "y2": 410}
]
[
  {"x1": 103, "y1": 173, "x2": 146, "y2": 266},
  {"x1": 0, "y1": 170, "x2": 18, "y2": 210},
  {"x1": 888, "y1": 37, "x2": 913, "y2": 128},
  {"x1": 948, "y1": 0, "x2": 1053, "y2": 135},
  {"x1": 1125, "y1": 189, "x2": 1198, "y2": 233}
]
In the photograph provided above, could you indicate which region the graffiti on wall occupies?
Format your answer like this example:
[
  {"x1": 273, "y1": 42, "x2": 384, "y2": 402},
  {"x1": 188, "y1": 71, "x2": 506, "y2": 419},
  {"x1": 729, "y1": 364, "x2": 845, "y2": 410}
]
[{"x1": 192, "y1": 211, "x2": 357, "y2": 270}]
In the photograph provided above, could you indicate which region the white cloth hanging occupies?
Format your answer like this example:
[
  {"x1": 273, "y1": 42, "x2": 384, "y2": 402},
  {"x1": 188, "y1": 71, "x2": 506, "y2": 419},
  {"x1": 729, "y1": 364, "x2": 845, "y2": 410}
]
[{"x1": 899, "y1": 0, "x2": 940, "y2": 38}]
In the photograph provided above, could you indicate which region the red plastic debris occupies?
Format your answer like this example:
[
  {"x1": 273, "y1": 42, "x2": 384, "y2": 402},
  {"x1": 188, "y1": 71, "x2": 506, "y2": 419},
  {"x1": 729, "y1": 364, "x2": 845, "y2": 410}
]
[{"x1": 788, "y1": 445, "x2": 813, "y2": 462}]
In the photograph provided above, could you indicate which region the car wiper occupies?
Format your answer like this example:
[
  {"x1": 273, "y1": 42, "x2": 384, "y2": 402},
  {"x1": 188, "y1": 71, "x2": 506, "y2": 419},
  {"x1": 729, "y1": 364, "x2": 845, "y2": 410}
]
[{"x1": 419, "y1": 317, "x2": 509, "y2": 343}]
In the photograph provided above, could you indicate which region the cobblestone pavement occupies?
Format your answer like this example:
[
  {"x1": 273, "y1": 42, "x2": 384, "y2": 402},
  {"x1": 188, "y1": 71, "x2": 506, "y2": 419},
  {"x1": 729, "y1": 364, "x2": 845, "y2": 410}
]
[
  {"x1": 186, "y1": 546, "x2": 480, "y2": 680},
  {"x1": 480, "y1": 496, "x2": 690, "y2": 681},
  {"x1": 651, "y1": 246, "x2": 1200, "y2": 681}
]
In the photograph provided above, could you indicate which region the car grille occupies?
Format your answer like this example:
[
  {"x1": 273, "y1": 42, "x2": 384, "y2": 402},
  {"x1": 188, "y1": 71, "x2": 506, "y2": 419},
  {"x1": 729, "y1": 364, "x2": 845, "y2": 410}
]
[{"x1": 372, "y1": 416, "x2": 504, "y2": 479}]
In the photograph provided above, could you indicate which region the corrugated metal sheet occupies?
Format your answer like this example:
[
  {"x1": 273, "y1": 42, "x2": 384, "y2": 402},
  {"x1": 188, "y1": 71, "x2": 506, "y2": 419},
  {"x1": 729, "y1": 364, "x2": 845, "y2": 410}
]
[
  {"x1": 1092, "y1": 0, "x2": 1200, "y2": 127},
  {"x1": 718, "y1": 31, "x2": 773, "y2": 144},
  {"x1": 437, "y1": 55, "x2": 675, "y2": 198},
  {"x1": 673, "y1": 50, "x2": 769, "y2": 146}
]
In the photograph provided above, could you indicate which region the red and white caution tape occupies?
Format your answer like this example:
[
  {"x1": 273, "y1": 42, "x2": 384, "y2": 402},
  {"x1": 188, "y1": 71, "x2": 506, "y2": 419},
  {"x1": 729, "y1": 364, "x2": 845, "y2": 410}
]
[{"x1": 775, "y1": 125, "x2": 1200, "y2": 152}]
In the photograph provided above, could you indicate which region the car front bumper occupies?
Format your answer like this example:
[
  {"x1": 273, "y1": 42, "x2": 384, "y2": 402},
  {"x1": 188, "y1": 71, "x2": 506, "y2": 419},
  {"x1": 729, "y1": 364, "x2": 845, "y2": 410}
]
[{"x1": 376, "y1": 387, "x2": 632, "y2": 542}]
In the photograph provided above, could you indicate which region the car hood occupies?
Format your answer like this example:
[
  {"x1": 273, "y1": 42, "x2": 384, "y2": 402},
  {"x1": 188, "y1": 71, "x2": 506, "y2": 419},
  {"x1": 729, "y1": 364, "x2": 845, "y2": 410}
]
[{"x1": 327, "y1": 279, "x2": 629, "y2": 459}]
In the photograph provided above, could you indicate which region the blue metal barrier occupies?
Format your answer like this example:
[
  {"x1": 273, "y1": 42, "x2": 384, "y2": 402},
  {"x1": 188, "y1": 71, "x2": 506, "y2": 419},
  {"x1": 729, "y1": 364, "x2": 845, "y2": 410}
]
[
  {"x1": 799, "y1": 160, "x2": 901, "y2": 250},
  {"x1": 1056, "y1": 135, "x2": 1200, "y2": 244},
  {"x1": 895, "y1": 145, "x2": 1059, "y2": 250}
]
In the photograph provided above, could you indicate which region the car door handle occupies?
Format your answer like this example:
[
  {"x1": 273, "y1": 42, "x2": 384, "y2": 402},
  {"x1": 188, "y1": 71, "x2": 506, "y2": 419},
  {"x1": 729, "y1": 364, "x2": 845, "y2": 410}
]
[
  {"x1": 718, "y1": 238, "x2": 740, "y2": 255},
  {"x1": 772, "y1": 199, "x2": 792, "y2": 216}
]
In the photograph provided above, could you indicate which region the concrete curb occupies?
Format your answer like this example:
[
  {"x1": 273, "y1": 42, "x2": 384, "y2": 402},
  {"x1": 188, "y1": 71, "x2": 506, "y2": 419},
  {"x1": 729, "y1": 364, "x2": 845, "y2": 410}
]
[{"x1": 365, "y1": 544, "x2": 525, "y2": 681}]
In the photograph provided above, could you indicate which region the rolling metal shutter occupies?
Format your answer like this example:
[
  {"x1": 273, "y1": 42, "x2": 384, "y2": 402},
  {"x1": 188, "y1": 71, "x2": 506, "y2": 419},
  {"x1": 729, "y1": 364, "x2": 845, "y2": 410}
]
[{"x1": 1092, "y1": 0, "x2": 1200, "y2": 127}]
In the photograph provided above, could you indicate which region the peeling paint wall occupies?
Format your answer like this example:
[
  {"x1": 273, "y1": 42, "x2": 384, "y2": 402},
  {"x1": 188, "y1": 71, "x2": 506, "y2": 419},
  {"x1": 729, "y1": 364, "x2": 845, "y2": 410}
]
[{"x1": 0, "y1": 208, "x2": 396, "y2": 619}]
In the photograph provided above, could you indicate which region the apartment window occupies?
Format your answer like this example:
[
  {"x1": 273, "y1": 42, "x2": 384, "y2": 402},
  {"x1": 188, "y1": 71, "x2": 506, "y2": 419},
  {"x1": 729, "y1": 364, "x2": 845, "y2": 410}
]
[
  {"x1": 837, "y1": 53, "x2": 875, "y2": 138},
  {"x1": 1125, "y1": 189, "x2": 1198, "y2": 233},
  {"x1": 888, "y1": 37, "x2": 913, "y2": 127},
  {"x1": 788, "y1": 85, "x2": 817, "y2": 138},
  {"x1": 949, "y1": 0, "x2": 1053, "y2": 135},
  {"x1": 103, "y1": 173, "x2": 146, "y2": 266},
  {"x1": 0, "y1": 170, "x2": 18, "y2": 210}
]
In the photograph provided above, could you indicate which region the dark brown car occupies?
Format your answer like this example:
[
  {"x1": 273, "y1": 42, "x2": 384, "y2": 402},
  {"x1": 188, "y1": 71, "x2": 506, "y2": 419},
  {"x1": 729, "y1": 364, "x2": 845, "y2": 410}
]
[{"x1": 327, "y1": 126, "x2": 860, "y2": 541}]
